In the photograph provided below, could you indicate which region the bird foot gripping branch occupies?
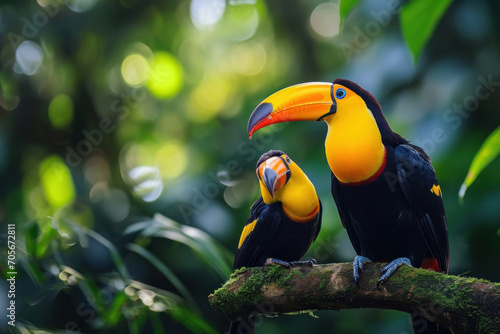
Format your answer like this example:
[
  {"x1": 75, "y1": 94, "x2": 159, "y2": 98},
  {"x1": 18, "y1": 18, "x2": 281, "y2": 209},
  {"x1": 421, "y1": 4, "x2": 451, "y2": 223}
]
[
  {"x1": 378, "y1": 257, "x2": 412, "y2": 289},
  {"x1": 353, "y1": 256, "x2": 413, "y2": 289},
  {"x1": 265, "y1": 258, "x2": 317, "y2": 269},
  {"x1": 353, "y1": 255, "x2": 372, "y2": 285}
]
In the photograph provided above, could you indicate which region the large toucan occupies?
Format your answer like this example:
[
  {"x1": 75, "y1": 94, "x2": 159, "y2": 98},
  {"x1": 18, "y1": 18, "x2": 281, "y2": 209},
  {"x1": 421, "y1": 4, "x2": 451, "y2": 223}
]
[
  {"x1": 229, "y1": 150, "x2": 322, "y2": 334},
  {"x1": 247, "y1": 79, "x2": 449, "y2": 334}
]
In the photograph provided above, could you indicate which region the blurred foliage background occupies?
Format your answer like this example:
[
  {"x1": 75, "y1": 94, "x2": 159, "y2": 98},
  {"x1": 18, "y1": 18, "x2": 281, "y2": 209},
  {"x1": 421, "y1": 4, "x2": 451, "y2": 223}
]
[{"x1": 1, "y1": 0, "x2": 500, "y2": 333}]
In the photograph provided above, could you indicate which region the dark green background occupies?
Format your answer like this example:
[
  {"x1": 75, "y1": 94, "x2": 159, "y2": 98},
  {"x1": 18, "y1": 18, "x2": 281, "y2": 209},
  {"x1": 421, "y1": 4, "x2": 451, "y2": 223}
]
[{"x1": 1, "y1": 0, "x2": 500, "y2": 333}]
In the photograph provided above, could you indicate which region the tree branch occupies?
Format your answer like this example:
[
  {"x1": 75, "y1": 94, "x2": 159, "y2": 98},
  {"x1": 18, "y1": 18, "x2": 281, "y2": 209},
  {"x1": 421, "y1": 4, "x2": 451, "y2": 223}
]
[{"x1": 209, "y1": 262, "x2": 500, "y2": 334}]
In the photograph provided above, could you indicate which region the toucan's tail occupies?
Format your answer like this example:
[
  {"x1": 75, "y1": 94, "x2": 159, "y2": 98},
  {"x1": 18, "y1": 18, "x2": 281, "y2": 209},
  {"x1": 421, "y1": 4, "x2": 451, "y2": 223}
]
[{"x1": 228, "y1": 317, "x2": 256, "y2": 334}]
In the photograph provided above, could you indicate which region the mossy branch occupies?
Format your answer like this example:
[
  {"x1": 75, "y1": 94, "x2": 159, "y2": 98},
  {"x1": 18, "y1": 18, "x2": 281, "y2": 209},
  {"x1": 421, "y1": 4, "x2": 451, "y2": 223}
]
[{"x1": 209, "y1": 262, "x2": 500, "y2": 334}]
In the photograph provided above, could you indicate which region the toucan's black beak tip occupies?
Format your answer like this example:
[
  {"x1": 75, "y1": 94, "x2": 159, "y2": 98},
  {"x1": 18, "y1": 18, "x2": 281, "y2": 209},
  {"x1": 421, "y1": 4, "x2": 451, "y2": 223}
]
[{"x1": 248, "y1": 103, "x2": 273, "y2": 136}]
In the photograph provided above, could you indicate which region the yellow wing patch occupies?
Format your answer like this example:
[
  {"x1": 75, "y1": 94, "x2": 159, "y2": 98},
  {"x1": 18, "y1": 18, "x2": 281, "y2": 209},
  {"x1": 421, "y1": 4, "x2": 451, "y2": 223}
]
[
  {"x1": 238, "y1": 219, "x2": 257, "y2": 249},
  {"x1": 430, "y1": 184, "x2": 442, "y2": 197}
]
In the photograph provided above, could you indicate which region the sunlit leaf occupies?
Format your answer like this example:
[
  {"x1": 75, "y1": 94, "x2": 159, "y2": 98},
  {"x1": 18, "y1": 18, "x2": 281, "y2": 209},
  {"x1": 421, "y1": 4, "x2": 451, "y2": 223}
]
[
  {"x1": 103, "y1": 291, "x2": 128, "y2": 325},
  {"x1": 122, "y1": 280, "x2": 216, "y2": 334},
  {"x1": 127, "y1": 243, "x2": 200, "y2": 314},
  {"x1": 58, "y1": 266, "x2": 101, "y2": 310},
  {"x1": 400, "y1": 0, "x2": 453, "y2": 62},
  {"x1": 36, "y1": 223, "x2": 57, "y2": 258},
  {"x1": 459, "y1": 126, "x2": 500, "y2": 200},
  {"x1": 340, "y1": 0, "x2": 361, "y2": 21},
  {"x1": 128, "y1": 280, "x2": 185, "y2": 304}
]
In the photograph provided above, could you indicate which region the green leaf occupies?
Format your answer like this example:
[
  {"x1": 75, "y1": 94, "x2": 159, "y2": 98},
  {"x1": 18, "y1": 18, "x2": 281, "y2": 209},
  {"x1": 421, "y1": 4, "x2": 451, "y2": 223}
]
[
  {"x1": 36, "y1": 222, "x2": 57, "y2": 258},
  {"x1": 19, "y1": 258, "x2": 45, "y2": 285},
  {"x1": 127, "y1": 243, "x2": 200, "y2": 314},
  {"x1": 168, "y1": 306, "x2": 218, "y2": 334},
  {"x1": 459, "y1": 126, "x2": 500, "y2": 200},
  {"x1": 103, "y1": 291, "x2": 128, "y2": 325},
  {"x1": 400, "y1": 0, "x2": 453, "y2": 62},
  {"x1": 125, "y1": 213, "x2": 232, "y2": 280},
  {"x1": 340, "y1": 0, "x2": 361, "y2": 21},
  {"x1": 150, "y1": 312, "x2": 164, "y2": 334},
  {"x1": 123, "y1": 280, "x2": 217, "y2": 333},
  {"x1": 24, "y1": 222, "x2": 39, "y2": 259},
  {"x1": 84, "y1": 228, "x2": 130, "y2": 279}
]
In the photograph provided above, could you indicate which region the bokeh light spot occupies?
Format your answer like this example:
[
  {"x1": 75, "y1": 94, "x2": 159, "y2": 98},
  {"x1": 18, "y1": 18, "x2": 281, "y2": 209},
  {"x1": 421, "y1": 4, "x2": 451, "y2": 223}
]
[
  {"x1": 85, "y1": 155, "x2": 110, "y2": 185},
  {"x1": 99, "y1": 188, "x2": 130, "y2": 221},
  {"x1": 48, "y1": 94, "x2": 74, "y2": 130},
  {"x1": 310, "y1": 3, "x2": 340, "y2": 38},
  {"x1": 156, "y1": 141, "x2": 188, "y2": 179},
  {"x1": 89, "y1": 181, "x2": 109, "y2": 202},
  {"x1": 231, "y1": 42, "x2": 267, "y2": 76},
  {"x1": 36, "y1": 0, "x2": 52, "y2": 6},
  {"x1": 121, "y1": 54, "x2": 150, "y2": 86},
  {"x1": 15, "y1": 41, "x2": 44, "y2": 76},
  {"x1": 221, "y1": 5, "x2": 259, "y2": 41},
  {"x1": 146, "y1": 52, "x2": 183, "y2": 99},
  {"x1": 189, "y1": 78, "x2": 230, "y2": 122},
  {"x1": 190, "y1": 0, "x2": 226, "y2": 30},
  {"x1": 127, "y1": 166, "x2": 163, "y2": 202},
  {"x1": 39, "y1": 155, "x2": 76, "y2": 209},
  {"x1": 67, "y1": 0, "x2": 99, "y2": 12}
]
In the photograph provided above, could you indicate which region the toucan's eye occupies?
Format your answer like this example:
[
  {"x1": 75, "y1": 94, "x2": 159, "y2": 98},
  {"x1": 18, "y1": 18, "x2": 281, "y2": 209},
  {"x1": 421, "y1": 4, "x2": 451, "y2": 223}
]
[
  {"x1": 285, "y1": 156, "x2": 292, "y2": 164},
  {"x1": 336, "y1": 88, "x2": 346, "y2": 99}
]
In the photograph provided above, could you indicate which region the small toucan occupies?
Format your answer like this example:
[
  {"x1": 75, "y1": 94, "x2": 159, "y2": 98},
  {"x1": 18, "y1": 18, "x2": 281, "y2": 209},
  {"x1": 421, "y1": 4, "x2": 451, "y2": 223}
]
[
  {"x1": 229, "y1": 150, "x2": 322, "y2": 334},
  {"x1": 247, "y1": 79, "x2": 449, "y2": 334}
]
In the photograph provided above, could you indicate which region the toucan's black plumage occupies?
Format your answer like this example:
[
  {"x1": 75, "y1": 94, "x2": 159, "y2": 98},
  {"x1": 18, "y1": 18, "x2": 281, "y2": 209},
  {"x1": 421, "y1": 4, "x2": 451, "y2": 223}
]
[
  {"x1": 329, "y1": 79, "x2": 448, "y2": 271},
  {"x1": 229, "y1": 150, "x2": 322, "y2": 334},
  {"x1": 247, "y1": 79, "x2": 450, "y2": 334}
]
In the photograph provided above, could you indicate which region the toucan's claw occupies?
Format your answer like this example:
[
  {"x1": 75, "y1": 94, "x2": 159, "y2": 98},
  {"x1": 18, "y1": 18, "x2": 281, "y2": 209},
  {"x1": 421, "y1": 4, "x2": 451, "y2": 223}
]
[
  {"x1": 353, "y1": 255, "x2": 372, "y2": 286},
  {"x1": 265, "y1": 258, "x2": 293, "y2": 268},
  {"x1": 377, "y1": 257, "x2": 412, "y2": 289},
  {"x1": 290, "y1": 258, "x2": 317, "y2": 267}
]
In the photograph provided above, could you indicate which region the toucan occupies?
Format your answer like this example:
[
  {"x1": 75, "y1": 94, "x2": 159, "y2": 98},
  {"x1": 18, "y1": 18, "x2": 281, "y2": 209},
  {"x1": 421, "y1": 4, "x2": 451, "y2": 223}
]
[
  {"x1": 229, "y1": 150, "x2": 322, "y2": 334},
  {"x1": 247, "y1": 79, "x2": 449, "y2": 334}
]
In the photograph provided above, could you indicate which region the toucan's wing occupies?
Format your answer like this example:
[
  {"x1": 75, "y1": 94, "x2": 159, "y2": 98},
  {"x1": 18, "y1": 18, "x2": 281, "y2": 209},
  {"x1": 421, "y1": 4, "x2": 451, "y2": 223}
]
[
  {"x1": 331, "y1": 174, "x2": 362, "y2": 255},
  {"x1": 395, "y1": 144, "x2": 449, "y2": 273},
  {"x1": 233, "y1": 198, "x2": 281, "y2": 270}
]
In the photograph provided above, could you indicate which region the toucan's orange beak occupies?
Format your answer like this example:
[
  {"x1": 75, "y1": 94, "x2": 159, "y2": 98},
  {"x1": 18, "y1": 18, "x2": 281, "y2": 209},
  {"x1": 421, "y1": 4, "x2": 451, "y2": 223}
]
[
  {"x1": 247, "y1": 82, "x2": 335, "y2": 138},
  {"x1": 257, "y1": 156, "x2": 290, "y2": 198}
]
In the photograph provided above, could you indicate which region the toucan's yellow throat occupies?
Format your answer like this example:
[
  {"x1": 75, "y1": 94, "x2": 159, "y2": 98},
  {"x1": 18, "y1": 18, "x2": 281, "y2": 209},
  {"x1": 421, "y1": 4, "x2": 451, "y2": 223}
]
[
  {"x1": 248, "y1": 81, "x2": 386, "y2": 184},
  {"x1": 324, "y1": 84, "x2": 385, "y2": 183}
]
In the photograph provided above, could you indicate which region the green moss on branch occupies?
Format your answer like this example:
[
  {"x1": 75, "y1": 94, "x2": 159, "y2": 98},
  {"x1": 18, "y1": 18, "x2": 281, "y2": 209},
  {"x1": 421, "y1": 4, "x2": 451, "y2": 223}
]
[{"x1": 209, "y1": 262, "x2": 500, "y2": 334}]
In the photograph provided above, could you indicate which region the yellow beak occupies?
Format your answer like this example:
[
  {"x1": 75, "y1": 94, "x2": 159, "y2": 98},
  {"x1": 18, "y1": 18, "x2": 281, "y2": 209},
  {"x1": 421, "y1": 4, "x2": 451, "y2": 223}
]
[{"x1": 247, "y1": 82, "x2": 335, "y2": 138}]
